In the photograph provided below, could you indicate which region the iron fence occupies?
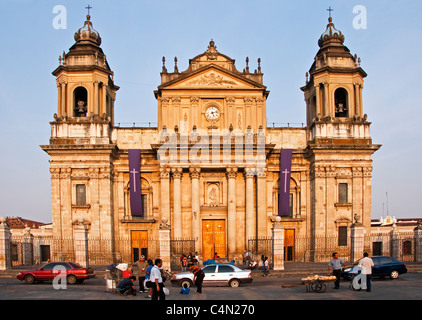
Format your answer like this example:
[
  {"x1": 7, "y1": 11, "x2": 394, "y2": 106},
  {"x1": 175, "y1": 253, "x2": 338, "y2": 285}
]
[{"x1": 170, "y1": 239, "x2": 196, "y2": 271}]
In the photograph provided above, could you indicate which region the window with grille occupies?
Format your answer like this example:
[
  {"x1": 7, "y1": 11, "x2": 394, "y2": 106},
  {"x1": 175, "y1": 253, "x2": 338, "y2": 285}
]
[
  {"x1": 76, "y1": 184, "x2": 86, "y2": 206},
  {"x1": 338, "y1": 183, "x2": 348, "y2": 204},
  {"x1": 338, "y1": 226, "x2": 348, "y2": 246}
]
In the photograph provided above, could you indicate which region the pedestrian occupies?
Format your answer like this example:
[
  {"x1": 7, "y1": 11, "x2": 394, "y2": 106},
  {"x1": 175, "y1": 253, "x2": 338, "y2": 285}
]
[
  {"x1": 180, "y1": 283, "x2": 190, "y2": 295},
  {"x1": 358, "y1": 252, "x2": 374, "y2": 292},
  {"x1": 192, "y1": 265, "x2": 205, "y2": 294},
  {"x1": 132, "y1": 255, "x2": 148, "y2": 293},
  {"x1": 144, "y1": 259, "x2": 153, "y2": 298},
  {"x1": 180, "y1": 254, "x2": 186, "y2": 271},
  {"x1": 150, "y1": 258, "x2": 166, "y2": 300},
  {"x1": 263, "y1": 256, "x2": 269, "y2": 277},
  {"x1": 194, "y1": 252, "x2": 199, "y2": 266},
  {"x1": 181, "y1": 256, "x2": 187, "y2": 271},
  {"x1": 117, "y1": 276, "x2": 137, "y2": 296},
  {"x1": 328, "y1": 252, "x2": 345, "y2": 289},
  {"x1": 245, "y1": 250, "x2": 252, "y2": 269}
]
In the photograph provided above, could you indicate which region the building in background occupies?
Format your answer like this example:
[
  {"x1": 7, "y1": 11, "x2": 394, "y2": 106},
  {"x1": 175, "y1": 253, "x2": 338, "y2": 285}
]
[{"x1": 39, "y1": 14, "x2": 382, "y2": 264}]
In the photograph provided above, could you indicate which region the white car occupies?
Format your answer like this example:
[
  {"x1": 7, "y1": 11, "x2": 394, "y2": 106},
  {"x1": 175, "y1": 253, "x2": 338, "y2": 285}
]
[{"x1": 171, "y1": 264, "x2": 253, "y2": 288}]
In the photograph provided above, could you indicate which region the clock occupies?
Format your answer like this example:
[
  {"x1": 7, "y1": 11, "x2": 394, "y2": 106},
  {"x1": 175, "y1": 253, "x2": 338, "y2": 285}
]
[{"x1": 205, "y1": 106, "x2": 220, "y2": 120}]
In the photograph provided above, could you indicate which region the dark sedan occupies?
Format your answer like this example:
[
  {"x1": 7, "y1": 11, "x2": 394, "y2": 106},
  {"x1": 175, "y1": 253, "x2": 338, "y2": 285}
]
[
  {"x1": 342, "y1": 256, "x2": 407, "y2": 280},
  {"x1": 17, "y1": 262, "x2": 95, "y2": 284}
]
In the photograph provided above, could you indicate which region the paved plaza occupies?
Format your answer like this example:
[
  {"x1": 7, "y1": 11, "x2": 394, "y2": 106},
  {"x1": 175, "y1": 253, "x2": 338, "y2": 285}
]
[{"x1": 1, "y1": 273, "x2": 421, "y2": 301}]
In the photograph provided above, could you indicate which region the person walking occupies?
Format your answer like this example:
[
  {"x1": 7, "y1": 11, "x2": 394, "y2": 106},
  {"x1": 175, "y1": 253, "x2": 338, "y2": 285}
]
[
  {"x1": 263, "y1": 256, "x2": 269, "y2": 277},
  {"x1": 132, "y1": 255, "x2": 148, "y2": 293},
  {"x1": 144, "y1": 259, "x2": 153, "y2": 298},
  {"x1": 328, "y1": 252, "x2": 345, "y2": 289},
  {"x1": 150, "y1": 258, "x2": 166, "y2": 300},
  {"x1": 192, "y1": 265, "x2": 205, "y2": 294},
  {"x1": 358, "y1": 252, "x2": 374, "y2": 292}
]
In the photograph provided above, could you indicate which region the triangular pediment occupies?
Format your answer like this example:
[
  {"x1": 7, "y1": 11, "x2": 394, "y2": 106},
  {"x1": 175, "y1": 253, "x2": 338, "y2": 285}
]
[{"x1": 160, "y1": 65, "x2": 266, "y2": 90}]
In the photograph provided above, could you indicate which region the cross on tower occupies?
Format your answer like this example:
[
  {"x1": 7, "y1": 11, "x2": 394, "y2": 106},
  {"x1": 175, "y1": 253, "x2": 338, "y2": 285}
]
[
  {"x1": 327, "y1": 6, "x2": 334, "y2": 18},
  {"x1": 85, "y1": 4, "x2": 92, "y2": 15}
]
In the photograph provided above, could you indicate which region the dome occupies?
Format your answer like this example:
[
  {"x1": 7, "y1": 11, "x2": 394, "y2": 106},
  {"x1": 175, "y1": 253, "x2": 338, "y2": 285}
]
[
  {"x1": 318, "y1": 17, "x2": 344, "y2": 47},
  {"x1": 74, "y1": 15, "x2": 102, "y2": 46}
]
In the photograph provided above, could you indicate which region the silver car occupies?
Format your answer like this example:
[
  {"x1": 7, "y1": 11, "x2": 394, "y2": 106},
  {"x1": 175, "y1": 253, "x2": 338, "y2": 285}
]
[{"x1": 171, "y1": 264, "x2": 253, "y2": 288}]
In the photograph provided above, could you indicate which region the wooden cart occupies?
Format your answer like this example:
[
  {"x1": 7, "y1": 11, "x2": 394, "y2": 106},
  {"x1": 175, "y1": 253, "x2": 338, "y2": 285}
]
[{"x1": 282, "y1": 276, "x2": 337, "y2": 293}]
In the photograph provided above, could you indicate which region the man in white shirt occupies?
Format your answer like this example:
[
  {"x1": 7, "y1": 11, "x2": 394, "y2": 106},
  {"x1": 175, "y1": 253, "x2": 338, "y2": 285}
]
[
  {"x1": 150, "y1": 258, "x2": 165, "y2": 300},
  {"x1": 358, "y1": 252, "x2": 374, "y2": 292}
]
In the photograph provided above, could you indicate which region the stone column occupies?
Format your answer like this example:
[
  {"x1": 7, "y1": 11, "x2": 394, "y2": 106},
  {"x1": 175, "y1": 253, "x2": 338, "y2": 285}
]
[
  {"x1": 159, "y1": 218, "x2": 171, "y2": 271},
  {"x1": 390, "y1": 224, "x2": 400, "y2": 260},
  {"x1": 160, "y1": 167, "x2": 171, "y2": 223},
  {"x1": 0, "y1": 217, "x2": 12, "y2": 270},
  {"x1": 190, "y1": 167, "x2": 201, "y2": 251},
  {"x1": 226, "y1": 167, "x2": 238, "y2": 259},
  {"x1": 323, "y1": 82, "x2": 329, "y2": 117},
  {"x1": 272, "y1": 217, "x2": 285, "y2": 271},
  {"x1": 256, "y1": 167, "x2": 267, "y2": 237},
  {"x1": 60, "y1": 82, "x2": 67, "y2": 116},
  {"x1": 350, "y1": 222, "x2": 365, "y2": 263},
  {"x1": 315, "y1": 84, "x2": 322, "y2": 117},
  {"x1": 414, "y1": 223, "x2": 422, "y2": 263},
  {"x1": 23, "y1": 227, "x2": 34, "y2": 266},
  {"x1": 245, "y1": 168, "x2": 255, "y2": 247},
  {"x1": 93, "y1": 81, "x2": 99, "y2": 115},
  {"x1": 172, "y1": 168, "x2": 183, "y2": 239},
  {"x1": 74, "y1": 218, "x2": 89, "y2": 268},
  {"x1": 354, "y1": 83, "x2": 360, "y2": 117}
]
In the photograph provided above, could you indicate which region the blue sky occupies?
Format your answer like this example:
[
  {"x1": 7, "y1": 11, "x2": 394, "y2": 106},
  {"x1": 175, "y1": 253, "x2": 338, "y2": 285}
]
[{"x1": 0, "y1": 0, "x2": 421, "y2": 222}]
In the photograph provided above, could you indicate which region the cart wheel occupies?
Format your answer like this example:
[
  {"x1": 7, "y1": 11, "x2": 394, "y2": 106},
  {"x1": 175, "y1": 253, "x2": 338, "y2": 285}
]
[{"x1": 311, "y1": 282, "x2": 326, "y2": 293}]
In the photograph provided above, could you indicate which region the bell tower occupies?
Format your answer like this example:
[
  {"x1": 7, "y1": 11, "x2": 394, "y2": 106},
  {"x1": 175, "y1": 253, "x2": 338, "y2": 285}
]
[
  {"x1": 41, "y1": 13, "x2": 119, "y2": 242},
  {"x1": 302, "y1": 14, "x2": 381, "y2": 239},
  {"x1": 51, "y1": 13, "x2": 119, "y2": 145},
  {"x1": 302, "y1": 16, "x2": 369, "y2": 144}
]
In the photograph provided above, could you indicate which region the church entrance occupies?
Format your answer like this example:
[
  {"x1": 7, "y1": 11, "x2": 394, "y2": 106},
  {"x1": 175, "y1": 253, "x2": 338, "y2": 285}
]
[
  {"x1": 284, "y1": 229, "x2": 295, "y2": 262},
  {"x1": 202, "y1": 219, "x2": 226, "y2": 261},
  {"x1": 131, "y1": 231, "x2": 148, "y2": 263}
]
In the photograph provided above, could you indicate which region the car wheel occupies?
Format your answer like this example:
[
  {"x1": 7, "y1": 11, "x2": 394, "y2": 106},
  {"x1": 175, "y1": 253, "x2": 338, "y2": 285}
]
[
  {"x1": 390, "y1": 270, "x2": 399, "y2": 279},
  {"x1": 229, "y1": 279, "x2": 240, "y2": 288},
  {"x1": 24, "y1": 275, "x2": 35, "y2": 284},
  {"x1": 179, "y1": 279, "x2": 192, "y2": 288},
  {"x1": 67, "y1": 275, "x2": 78, "y2": 285}
]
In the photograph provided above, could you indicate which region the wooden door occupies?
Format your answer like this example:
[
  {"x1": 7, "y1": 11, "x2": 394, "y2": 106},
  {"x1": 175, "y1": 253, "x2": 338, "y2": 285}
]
[
  {"x1": 131, "y1": 231, "x2": 148, "y2": 262},
  {"x1": 284, "y1": 229, "x2": 295, "y2": 262},
  {"x1": 202, "y1": 220, "x2": 226, "y2": 261}
]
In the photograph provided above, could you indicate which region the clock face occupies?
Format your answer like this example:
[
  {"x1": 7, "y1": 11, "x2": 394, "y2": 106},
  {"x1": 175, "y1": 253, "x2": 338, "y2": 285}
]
[{"x1": 205, "y1": 106, "x2": 220, "y2": 120}]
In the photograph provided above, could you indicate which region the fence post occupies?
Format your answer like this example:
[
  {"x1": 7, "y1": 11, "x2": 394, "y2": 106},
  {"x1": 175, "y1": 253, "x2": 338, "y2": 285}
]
[
  {"x1": 350, "y1": 223, "x2": 365, "y2": 263},
  {"x1": 159, "y1": 218, "x2": 171, "y2": 272},
  {"x1": 0, "y1": 217, "x2": 12, "y2": 270},
  {"x1": 272, "y1": 217, "x2": 285, "y2": 271},
  {"x1": 74, "y1": 218, "x2": 89, "y2": 267},
  {"x1": 390, "y1": 224, "x2": 400, "y2": 260},
  {"x1": 23, "y1": 227, "x2": 34, "y2": 266},
  {"x1": 414, "y1": 222, "x2": 422, "y2": 263}
]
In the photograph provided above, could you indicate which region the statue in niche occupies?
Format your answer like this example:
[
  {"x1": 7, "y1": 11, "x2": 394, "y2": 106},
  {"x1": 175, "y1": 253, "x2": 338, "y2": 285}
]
[{"x1": 208, "y1": 186, "x2": 219, "y2": 206}]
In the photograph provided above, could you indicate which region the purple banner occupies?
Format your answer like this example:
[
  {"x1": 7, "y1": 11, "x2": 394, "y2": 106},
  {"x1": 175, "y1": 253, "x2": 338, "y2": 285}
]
[
  {"x1": 129, "y1": 149, "x2": 143, "y2": 217},
  {"x1": 278, "y1": 149, "x2": 292, "y2": 217}
]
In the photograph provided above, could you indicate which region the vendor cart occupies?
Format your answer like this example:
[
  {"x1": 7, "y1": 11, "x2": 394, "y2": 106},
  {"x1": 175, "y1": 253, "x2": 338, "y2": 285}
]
[{"x1": 282, "y1": 275, "x2": 337, "y2": 293}]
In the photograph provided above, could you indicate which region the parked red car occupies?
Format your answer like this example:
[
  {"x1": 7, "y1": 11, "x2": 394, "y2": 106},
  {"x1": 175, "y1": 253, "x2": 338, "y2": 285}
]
[{"x1": 16, "y1": 262, "x2": 95, "y2": 284}]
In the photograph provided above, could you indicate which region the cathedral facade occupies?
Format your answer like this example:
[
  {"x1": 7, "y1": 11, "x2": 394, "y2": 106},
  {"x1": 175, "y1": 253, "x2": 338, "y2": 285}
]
[{"x1": 41, "y1": 14, "x2": 381, "y2": 263}]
